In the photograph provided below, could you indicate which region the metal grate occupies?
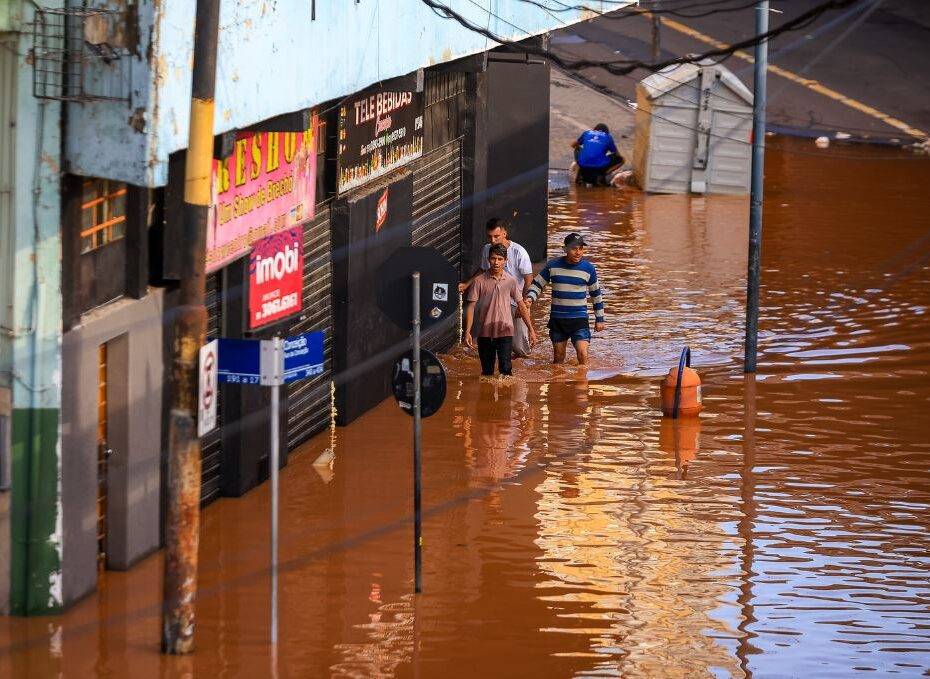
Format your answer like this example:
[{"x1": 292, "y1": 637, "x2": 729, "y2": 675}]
[
  {"x1": 412, "y1": 140, "x2": 463, "y2": 353},
  {"x1": 286, "y1": 205, "x2": 334, "y2": 451},
  {"x1": 32, "y1": 6, "x2": 130, "y2": 103},
  {"x1": 201, "y1": 272, "x2": 223, "y2": 506}
]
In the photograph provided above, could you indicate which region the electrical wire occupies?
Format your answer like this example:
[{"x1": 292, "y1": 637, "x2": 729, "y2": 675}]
[
  {"x1": 516, "y1": 0, "x2": 768, "y2": 20},
  {"x1": 550, "y1": 1, "x2": 917, "y2": 139},
  {"x1": 421, "y1": 0, "x2": 859, "y2": 76},
  {"x1": 435, "y1": 0, "x2": 928, "y2": 158}
]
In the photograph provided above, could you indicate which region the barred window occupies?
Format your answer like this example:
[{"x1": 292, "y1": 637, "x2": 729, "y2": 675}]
[{"x1": 81, "y1": 179, "x2": 126, "y2": 253}]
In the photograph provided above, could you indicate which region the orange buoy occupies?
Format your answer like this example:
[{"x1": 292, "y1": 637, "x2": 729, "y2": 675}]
[{"x1": 660, "y1": 347, "x2": 703, "y2": 418}]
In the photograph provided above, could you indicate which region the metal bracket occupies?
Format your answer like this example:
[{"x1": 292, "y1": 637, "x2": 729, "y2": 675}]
[{"x1": 260, "y1": 338, "x2": 284, "y2": 386}]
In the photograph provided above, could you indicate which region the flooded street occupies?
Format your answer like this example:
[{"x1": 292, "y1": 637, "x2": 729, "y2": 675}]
[{"x1": 4, "y1": 137, "x2": 930, "y2": 677}]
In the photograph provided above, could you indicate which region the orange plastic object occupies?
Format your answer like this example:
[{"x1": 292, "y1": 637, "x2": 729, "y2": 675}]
[{"x1": 660, "y1": 366, "x2": 703, "y2": 417}]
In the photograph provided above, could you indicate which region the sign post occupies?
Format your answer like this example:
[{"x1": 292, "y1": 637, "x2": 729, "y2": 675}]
[
  {"x1": 213, "y1": 330, "x2": 324, "y2": 649},
  {"x1": 377, "y1": 247, "x2": 456, "y2": 595},
  {"x1": 412, "y1": 272, "x2": 423, "y2": 594},
  {"x1": 260, "y1": 337, "x2": 284, "y2": 647}
]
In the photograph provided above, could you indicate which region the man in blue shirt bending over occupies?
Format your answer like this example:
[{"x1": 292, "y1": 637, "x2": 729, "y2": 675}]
[
  {"x1": 525, "y1": 233, "x2": 606, "y2": 365},
  {"x1": 571, "y1": 123, "x2": 624, "y2": 186}
]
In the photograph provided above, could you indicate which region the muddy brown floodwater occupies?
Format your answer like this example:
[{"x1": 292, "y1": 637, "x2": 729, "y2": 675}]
[{"x1": 3, "y1": 137, "x2": 930, "y2": 678}]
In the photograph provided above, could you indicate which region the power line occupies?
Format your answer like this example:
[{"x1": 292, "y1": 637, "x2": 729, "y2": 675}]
[
  {"x1": 432, "y1": 0, "x2": 927, "y2": 157},
  {"x1": 551, "y1": 1, "x2": 913, "y2": 139},
  {"x1": 422, "y1": 0, "x2": 859, "y2": 76},
  {"x1": 515, "y1": 0, "x2": 768, "y2": 20}
]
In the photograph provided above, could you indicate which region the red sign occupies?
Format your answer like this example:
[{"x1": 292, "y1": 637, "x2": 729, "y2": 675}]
[
  {"x1": 248, "y1": 228, "x2": 303, "y2": 329},
  {"x1": 376, "y1": 187, "x2": 389, "y2": 232}
]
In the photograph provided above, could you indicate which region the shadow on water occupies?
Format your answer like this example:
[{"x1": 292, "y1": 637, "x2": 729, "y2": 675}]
[{"x1": 3, "y1": 137, "x2": 930, "y2": 677}]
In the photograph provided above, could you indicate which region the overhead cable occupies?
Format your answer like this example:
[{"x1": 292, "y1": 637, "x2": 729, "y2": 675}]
[{"x1": 421, "y1": 0, "x2": 860, "y2": 76}]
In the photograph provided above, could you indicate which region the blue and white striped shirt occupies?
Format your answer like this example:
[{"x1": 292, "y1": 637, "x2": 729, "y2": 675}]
[{"x1": 526, "y1": 257, "x2": 605, "y2": 323}]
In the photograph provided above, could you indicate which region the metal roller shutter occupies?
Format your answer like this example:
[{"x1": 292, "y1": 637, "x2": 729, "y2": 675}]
[
  {"x1": 412, "y1": 140, "x2": 463, "y2": 353},
  {"x1": 286, "y1": 205, "x2": 334, "y2": 451},
  {"x1": 201, "y1": 271, "x2": 223, "y2": 506}
]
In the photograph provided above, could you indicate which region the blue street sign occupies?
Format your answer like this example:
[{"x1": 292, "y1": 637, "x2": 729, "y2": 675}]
[
  {"x1": 216, "y1": 332, "x2": 324, "y2": 385},
  {"x1": 217, "y1": 338, "x2": 261, "y2": 384},
  {"x1": 282, "y1": 331, "x2": 324, "y2": 384}
]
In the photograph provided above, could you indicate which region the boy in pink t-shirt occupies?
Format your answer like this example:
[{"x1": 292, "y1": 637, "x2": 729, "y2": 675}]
[{"x1": 464, "y1": 244, "x2": 536, "y2": 376}]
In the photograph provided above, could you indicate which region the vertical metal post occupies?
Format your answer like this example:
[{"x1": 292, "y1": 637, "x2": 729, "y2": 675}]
[
  {"x1": 270, "y1": 338, "x2": 281, "y2": 647},
  {"x1": 412, "y1": 272, "x2": 423, "y2": 593},
  {"x1": 744, "y1": 1, "x2": 769, "y2": 373},
  {"x1": 651, "y1": 1, "x2": 662, "y2": 62},
  {"x1": 162, "y1": 0, "x2": 220, "y2": 655}
]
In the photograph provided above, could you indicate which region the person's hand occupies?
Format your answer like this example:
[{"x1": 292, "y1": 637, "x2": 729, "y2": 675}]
[
  {"x1": 464, "y1": 332, "x2": 476, "y2": 349},
  {"x1": 524, "y1": 296, "x2": 534, "y2": 307},
  {"x1": 528, "y1": 328, "x2": 538, "y2": 347},
  {"x1": 458, "y1": 281, "x2": 469, "y2": 293},
  {"x1": 594, "y1": 322, "x2": 605, "y2": 333}
]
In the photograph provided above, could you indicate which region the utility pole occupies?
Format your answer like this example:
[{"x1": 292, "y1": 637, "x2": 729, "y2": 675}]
[
  {"x1": 162, "y1": 0, "x2": 220, "y2": 654},
  {"x1": 412, "y1": 272, "x2": 423, "y2": 594},
  {"x1": 744, "y1": 1, "x2": 769, "y2": 373}
]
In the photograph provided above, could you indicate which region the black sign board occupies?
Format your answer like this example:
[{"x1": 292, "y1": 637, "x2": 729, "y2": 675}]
[
  {"x1": 392, "y1": 349, "x2": 447, "y2": 418},
  {"x1": 338, "y1": 73, "x2": 424, "y2": 193},
  {"x1": 377, "y1": 246, "x2": 458, "y2": 330}
]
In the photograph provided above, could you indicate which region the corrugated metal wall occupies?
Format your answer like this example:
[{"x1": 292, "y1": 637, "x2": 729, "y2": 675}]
[
  {"x1": 201, "y1": 272, "x2": 223, "y2": 506},
  {"x1": 286, "y1": 205, "x2": 334, "y2": 451},
  {"x1": 412, "y1": 140, "x2": 463, "y2": 353},
  {"x1": 0, "y1": 36, "x2": 17, "y2": 385}
]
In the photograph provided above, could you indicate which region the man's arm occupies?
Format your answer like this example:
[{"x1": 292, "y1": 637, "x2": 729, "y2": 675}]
[
  {"x1": 458, "y1": 267, "x2": 484, "y2": 293},
  {"x1": 607, "y1": 135, "x2": 619, "y2": 156},
  {"x1": 463, "y1": 301, "x2": 477, "y2": 348},
  {"x1": 588, "y1": 268, "x2": 606, "y2": 331},
  {"x1": 459, "y1": 245, "x2": 490, "y2": 292},
  {"x1": 516, "y1": 300, "x2": 536, "y2": 345},
  {"x1": 525, "y1": 264, "x2": 552, "y2": 305},
  {"x1": 516, "y1": 247, "x2": 534, "y2": 296}
]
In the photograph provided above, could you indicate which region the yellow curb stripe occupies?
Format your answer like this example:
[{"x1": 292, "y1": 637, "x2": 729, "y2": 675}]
[{"x1": 654, "y1": 14, "x2": 928, "y2": 140}]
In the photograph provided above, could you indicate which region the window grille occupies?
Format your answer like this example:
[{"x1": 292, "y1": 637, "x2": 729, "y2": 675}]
[
  {"x1": 81, "y1": 179, "x2": 127, "y2": 253},
  {"x1": 32, "y1": 6, "x2": 131, "y2": 103}
]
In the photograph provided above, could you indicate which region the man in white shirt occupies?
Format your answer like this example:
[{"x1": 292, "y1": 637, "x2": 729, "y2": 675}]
[{"x1": 459, "y1": 218, "x2": 534, "y2": 357}]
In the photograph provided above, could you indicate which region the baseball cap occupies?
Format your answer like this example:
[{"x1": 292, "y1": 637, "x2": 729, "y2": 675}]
[{"x1": 563, "y1": 233, "x2": 587, "y2": 247}]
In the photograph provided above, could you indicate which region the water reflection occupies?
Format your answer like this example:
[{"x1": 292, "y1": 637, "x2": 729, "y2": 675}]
[{"x1": 2, "y1": 137, "x2": 930, "y2": 677}]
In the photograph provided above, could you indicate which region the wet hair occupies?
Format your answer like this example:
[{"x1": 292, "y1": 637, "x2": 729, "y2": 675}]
[
  {"x1": 488, "y1": 243, "x2": 508, "y2": 259},
  {"x1": 486, "y1": 217, "x2": 507, "y2": 231},
  {"x1": 594, "y1": 123, "x2": 609, "y2": 133}
]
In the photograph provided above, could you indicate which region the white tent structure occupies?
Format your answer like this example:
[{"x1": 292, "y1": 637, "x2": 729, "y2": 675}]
[{"x1": 633, "y1": 60, "x2": 754, "y2": 194}]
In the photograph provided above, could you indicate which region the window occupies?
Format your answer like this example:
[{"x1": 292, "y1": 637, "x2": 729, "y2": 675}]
[{"x1": 81, "y1": 179, "x2": 127, "y2": 253}]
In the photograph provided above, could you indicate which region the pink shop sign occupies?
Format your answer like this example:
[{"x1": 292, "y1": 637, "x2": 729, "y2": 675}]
[{"x1": 206, "y1": 118, "x2": 317, "y2": 273}]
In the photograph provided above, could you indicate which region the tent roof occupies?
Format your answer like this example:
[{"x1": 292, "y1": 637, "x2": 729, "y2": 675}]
[{"x1": 638, "y1": 60, "x2": 753, "y2": 106}]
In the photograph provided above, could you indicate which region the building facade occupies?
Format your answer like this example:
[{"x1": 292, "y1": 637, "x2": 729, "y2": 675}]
[{"x1": 0, "y1": 0, "x2": 616, "y2": 615}]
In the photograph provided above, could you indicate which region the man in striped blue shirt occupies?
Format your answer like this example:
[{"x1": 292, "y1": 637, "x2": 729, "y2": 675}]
[{"x1": 525, "y1": 232, "x2": 605, "y2": 365}]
